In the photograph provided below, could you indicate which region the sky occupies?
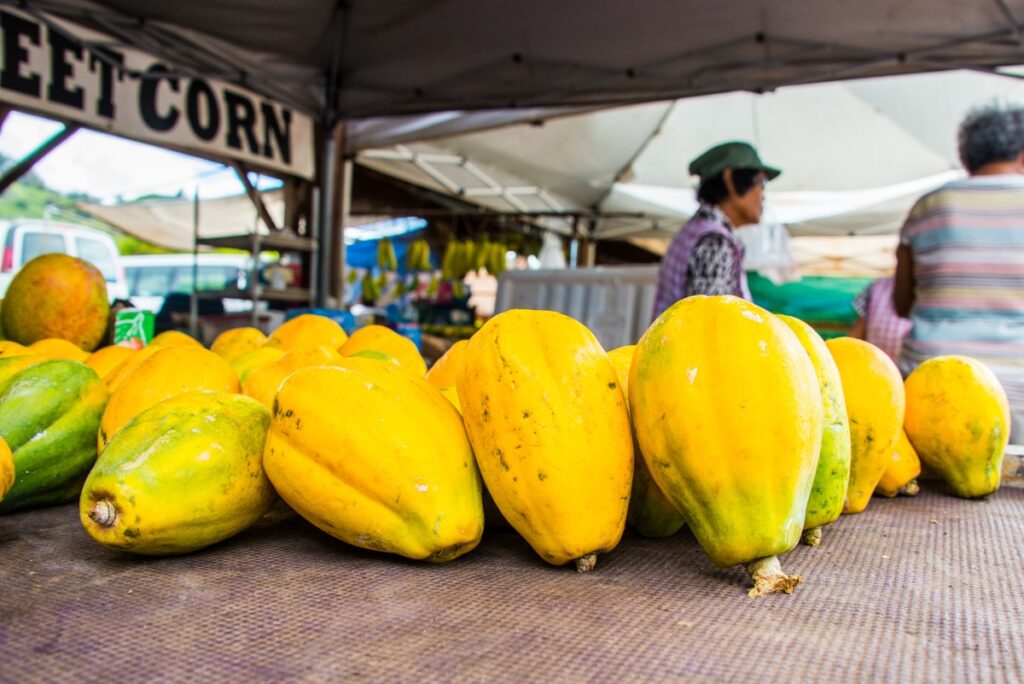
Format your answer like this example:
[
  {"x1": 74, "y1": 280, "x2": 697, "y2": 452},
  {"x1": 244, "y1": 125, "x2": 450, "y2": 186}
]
[{"x1": 0, "y1": 112, "x2": 277, "y2": 203}]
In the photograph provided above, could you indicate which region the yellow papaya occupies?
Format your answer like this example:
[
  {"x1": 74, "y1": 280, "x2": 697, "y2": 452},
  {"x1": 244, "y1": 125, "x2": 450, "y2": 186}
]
[
  {"x1": 457, "y1": 309, "x2": 633, "y2": 572},
  {"x1": 777, "y1": 316, "x2": 852, "y2": 547},
  {"x1": 242, "y1": 346, "x2": 344, "y2": 408},
  {"x1": 29, "y1": 338, "x2": 91, "y2": 362},
  {"x1": 630, "y1": 296, "x2": 823, "y2": 596},
  {"x1": 150, "y1": 330, "x2": 202, "y2": 348},
  {"x1": 264, "y1": 314, "x2": 347, "y2": 351},
  {"x1": 825, "y1": 337, "x2": 905, "y2": 514},
  {"x1": 876, "y1": 429, "x2": 922, "y2": 498},
  {"x1": 86, "y1": 345, "x2": 137, "y2": 381},
  {"x1": 0, "y1": 341, "x2": 29, "y2": 357},
  {"x1": 904, "y1": 355, "x2": 1010, "y2": 498},
  {"x1": 99, "y1": 346, "x2": 240, "y2": 450},
  {"x1": 340, "y1": 324, "x2": 427, "y2": 378},
  {"x1": 425, "y1": 340, "x2": 468, "y2": 388},
  {"x1": 438, "y1": 386, "x2": 461, "y2": 413},
  {"x1": 230, "y1": 346, "x2": 287, "y2": 383},
  {"x1": 103, "y1": 345, "x2": 162, "y2": 392},
  {"x1": 0, "y1": 436, "x2": 13, "y2": 502},
  {"x1": 607, "y1": 344, "x2": 684, "y2": 539},
  {"x1": 81, "y1": 392, "x2": 275, "y2": 555},
  {"x1": 211, "y1": 327, "x2": 267, "y2": 361},
  {"x1": 263, "y1": 360, "x2": 483, "y2": 561}
]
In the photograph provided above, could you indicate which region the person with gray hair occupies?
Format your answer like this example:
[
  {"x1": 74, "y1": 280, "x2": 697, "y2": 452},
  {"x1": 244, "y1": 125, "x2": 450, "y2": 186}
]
[{"x1": 894, "y1": 102, "x2": 1024, "y2": 444}]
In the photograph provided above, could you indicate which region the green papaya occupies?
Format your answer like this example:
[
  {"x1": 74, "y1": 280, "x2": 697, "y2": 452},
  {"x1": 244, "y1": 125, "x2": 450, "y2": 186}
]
[
  {"x1": 0, "y1": 357, "x2": 108, "y2": 513},
  {"x1": 777, "y1": 316, "x2": 852, "y2": 547},
  {"x1": 80, "y1": 392, "x2": 275, "y2": 555}
]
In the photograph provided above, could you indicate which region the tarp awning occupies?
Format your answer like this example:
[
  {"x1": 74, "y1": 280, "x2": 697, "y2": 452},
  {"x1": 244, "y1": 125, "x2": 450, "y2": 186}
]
[
  {"x1": 18, "y1": 1, "x2": 1024, "y2": 120},
  {"x1": 356, "y1": 69, "x2": 1024, "y2": 237}
]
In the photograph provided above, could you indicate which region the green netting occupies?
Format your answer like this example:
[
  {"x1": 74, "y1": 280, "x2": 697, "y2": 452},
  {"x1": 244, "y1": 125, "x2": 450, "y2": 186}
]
[{"x1": 748, "y1": 273, "x2": 872, "y2": 339}]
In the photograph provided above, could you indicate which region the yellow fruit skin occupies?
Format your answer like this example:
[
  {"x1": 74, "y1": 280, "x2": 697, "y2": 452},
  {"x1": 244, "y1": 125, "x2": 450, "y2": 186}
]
[
  {"x1": 438, "y1": 386, "x2": 462, "y2": 413},
  {"x1": 81, "y1": 392, "x2": 275, "y2": 555},
  {"x1": 825, "y1": 337, "x2": 905, "y2": 514},
  {"x1": 777, "y1": 316, "x2": 852, "y2": 532},
  {"x1": 0, "y1": 436, "x2": 13, "y2": 501},
  {"x1": 607, "y1": 344, "x2": 685, "y2": 539},
  {"x1": 426, "y1": 340, "x2": 468, "y2": 388},
  {"x1": 86, "y1": 345, "x2": 137, "y2": 380},
  {"x1": 904, "y1": 355, "x2": 1010, "y2": 498},
  {"x1": 99, "y1": 346, "x2": 240, "y2": 450},
  {"x1": 211, "y1": 327, "x2": 267, "y2": 361},
  {"x1": 265, "y1": 314, "x2": 348, "y2": 351},
  {"x1": 29, "y1": 338, "x2": 91, "y2": 362},
  {"x1": 876, "y1": 429, "x2": 922, "y2": 498},
  {"x1": 150, "y1": 331, "x2": 202, "y2": 348},
  {"x1": 630, "y1": 296, "x2": 823, "y2": 568},
  {"x1": 104, "y1": 346, "x2": 162, "y2": 392},
  {"x1": 242, "y1": 346, "x2": 344, "y2": 408},
  {"x1": 341, "y1": 324, "x2": 427, "y2": 377},
  {"x1": 457, "y1": 309, "x2": 634, "y2": 567},
  {"x1": 230, "y1": 346, "x2": 287, "y2": 383},
  {"x1": 264, "y1": 360, "x2": 483, "y2": 561},
  {"x1": 0, "y1": 341, "x2": 28, "y2": 357}
]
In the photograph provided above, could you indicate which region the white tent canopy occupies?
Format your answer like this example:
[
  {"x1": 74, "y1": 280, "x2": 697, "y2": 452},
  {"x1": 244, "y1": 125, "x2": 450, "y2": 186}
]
[
  {"x1": 357, "y1": 69, "x2": 1024, "y2": 238},
  {"x1": 80, "y1": 191, "x2": 392, "y2": 251}
]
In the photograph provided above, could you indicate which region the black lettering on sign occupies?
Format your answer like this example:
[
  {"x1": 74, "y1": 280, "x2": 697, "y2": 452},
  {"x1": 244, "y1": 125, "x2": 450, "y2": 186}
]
[
  {"x1": 88, "y1": 48, "x2": 124, "y2": 119},
  {"x1": 139, "y1": 64, "x2": 179, "y2": 131},
  {"x1": 224, "y1": 89, "x2": 258, "y2": 154},
  {"x1": 0, "y1": 11, "x2": 41, "y2": 97},
  {"x1": 47, "y1": 27, "x2": 84, "y2": 109},
  {"x1": 186, "y1": 79, "x2": 219, "y2": 141},
  {"x1": 260, "y1": 102, "x2": 291, "y2": 164}
]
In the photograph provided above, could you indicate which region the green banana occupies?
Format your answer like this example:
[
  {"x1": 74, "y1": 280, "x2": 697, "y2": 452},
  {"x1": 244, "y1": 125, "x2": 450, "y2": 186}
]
[{"x1": 377, "y1": 238, "x2": 398, "y2": 272}]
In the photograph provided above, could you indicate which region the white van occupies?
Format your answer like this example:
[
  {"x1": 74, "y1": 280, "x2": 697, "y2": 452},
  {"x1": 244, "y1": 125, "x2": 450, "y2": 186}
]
[
  {"x1": 0, "y1": 220, "x2": 129, "y2": 301},
  {"x1": 122, "y1": 253, "x2": 253, "y2": 313}
]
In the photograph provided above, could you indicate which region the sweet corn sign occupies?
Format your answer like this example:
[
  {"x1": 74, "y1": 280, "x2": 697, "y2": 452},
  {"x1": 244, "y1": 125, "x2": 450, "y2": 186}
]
[{"x1": 0, "y1": 7, "x2": 315, "y2": 179}]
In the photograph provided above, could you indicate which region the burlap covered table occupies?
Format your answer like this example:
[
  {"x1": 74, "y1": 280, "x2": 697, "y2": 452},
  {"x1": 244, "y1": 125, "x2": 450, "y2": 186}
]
[{"x1": 1, "y1": 489, "x2": 1022, "y2": 681}]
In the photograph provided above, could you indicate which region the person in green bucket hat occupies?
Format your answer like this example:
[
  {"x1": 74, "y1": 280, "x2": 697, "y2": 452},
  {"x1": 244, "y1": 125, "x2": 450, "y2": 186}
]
[{"x1": 652, "y1": 141, "x2": 781, "y2": 319}]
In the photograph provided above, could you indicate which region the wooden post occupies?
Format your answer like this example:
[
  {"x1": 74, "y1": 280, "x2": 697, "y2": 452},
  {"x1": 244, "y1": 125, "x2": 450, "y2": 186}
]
[{"x1": 230, "y1": 161, "x2": 279, "y2": 232}]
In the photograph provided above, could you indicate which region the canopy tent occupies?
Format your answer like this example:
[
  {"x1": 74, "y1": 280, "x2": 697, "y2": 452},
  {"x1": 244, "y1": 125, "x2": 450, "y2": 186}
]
[
  {"x1": 80, "y1": 191, "x2": 392, "y2": 252},
  {"x1": 5, "y1": 0, "x2": 1024, "y2": 303},
  {"x1": 355, "y1": 68, "x2": 1024, "y2": 240},
  {"x1": 18, "y1": 0, "x2": 1024, "y2": 121}
]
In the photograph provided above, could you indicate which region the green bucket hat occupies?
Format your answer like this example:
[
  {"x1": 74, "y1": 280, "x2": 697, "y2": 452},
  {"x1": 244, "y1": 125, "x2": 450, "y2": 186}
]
[{"x1": 688, "y1": 141, "x2": 781, "y2": 181}]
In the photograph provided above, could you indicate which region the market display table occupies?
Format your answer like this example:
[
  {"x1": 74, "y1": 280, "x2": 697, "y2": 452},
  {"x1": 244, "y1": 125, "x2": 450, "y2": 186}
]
[{"x1": 2, "y1": 489, "x2": 1022, "y2": 681}]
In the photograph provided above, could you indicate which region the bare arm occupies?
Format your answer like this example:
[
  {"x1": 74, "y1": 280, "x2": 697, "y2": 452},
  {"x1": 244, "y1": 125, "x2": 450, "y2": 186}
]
[
  {"x1": 849, "y1": 317, "x2": 867, "y2": 339},
  {"x1": 893, "y1": 244, "x2": 915, "y2": 318}
]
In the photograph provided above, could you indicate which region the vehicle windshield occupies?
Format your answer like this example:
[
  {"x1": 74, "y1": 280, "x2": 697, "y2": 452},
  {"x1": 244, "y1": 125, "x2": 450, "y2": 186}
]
[
  {"x1": 75, "y1": 237, "x2": 119, "y2": 283},
  {"x1": 126, "y1": 264, "x2": 243, "y2": 296}
]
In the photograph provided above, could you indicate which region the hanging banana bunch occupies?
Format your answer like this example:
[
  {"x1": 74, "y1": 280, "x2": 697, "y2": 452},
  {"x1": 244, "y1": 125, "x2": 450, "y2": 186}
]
[
  {"x1": 405, "y1": 239, "x2": 433, "y2": 272},
  {"x1": 376, "y1": 238, "x2": 398, "y2": 272},
  {"x1": 361, "y1": 271, "x2": 380, "y2": 304},
  {"x1": 487, "y1": 241, "x2": 507, "y2": 277}
]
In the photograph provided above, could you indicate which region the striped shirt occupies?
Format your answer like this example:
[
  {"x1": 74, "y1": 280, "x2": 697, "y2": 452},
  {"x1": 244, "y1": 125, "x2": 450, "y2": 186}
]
[{"x1": 898, "y1": 175, "x2": 1024, "y2": 426}]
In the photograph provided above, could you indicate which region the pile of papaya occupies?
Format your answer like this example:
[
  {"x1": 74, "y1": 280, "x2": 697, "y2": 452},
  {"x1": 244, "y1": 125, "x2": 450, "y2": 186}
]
[{"x1": 0, "y1": 255, "x2": 1013, "y2": 597}]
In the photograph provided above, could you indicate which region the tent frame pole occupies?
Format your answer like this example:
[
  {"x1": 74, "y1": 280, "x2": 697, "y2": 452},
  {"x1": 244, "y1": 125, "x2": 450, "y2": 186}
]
[
  {"x1": 317, "y1": 127, "x2": 337, "y2": 308},
  {"x1": 0, "y1": 123, "x2": 78, "y2": 195}
]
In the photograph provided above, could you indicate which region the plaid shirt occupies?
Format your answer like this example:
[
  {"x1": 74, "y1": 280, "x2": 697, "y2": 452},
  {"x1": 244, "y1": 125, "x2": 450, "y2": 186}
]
[
  {"x1": 852, "y1": 277, "x2": 911, "y2": 363},
  {"x1": 653, "y1": 204, "x2": 748, "y2": 318}
]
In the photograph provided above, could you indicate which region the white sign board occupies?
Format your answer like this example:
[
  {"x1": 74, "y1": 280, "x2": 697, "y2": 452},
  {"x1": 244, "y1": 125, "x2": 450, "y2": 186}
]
[{"x1": 0, "y1": 7, "x2": 315, "y2": 179}]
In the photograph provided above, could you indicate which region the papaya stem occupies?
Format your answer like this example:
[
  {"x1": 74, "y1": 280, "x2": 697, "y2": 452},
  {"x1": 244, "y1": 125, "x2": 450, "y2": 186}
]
[
  {"x1": 898, "y1": 479, "x2": 920, "y2": 497},
  {"x1": 89, "y1": 499, "x2": 118, "y2": 527},
  {"x1": 801, "y1": 527, "x2": 822, "y2": 547},
  {"x1": 575, "y1": 553, "x2": 598, "y2": 573},
  {"x1": 744, "y1": 555, "x2": 802, "y2": 597}
]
